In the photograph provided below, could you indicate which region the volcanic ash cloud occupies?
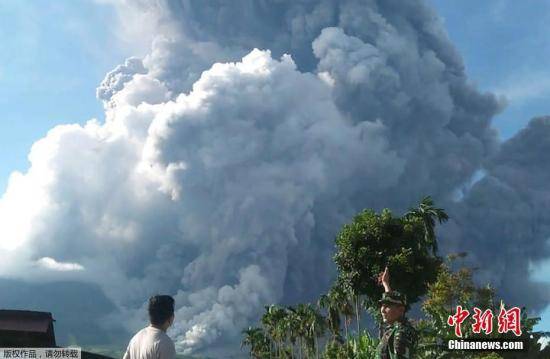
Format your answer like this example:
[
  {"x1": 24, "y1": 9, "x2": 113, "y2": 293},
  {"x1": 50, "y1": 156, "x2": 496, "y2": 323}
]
[
  {"x1": 1, "y1": 0, "x2": 549, "y2": 354},
  {"x1": 0, "y1": 49, "x2": 402, "y2": 353}
]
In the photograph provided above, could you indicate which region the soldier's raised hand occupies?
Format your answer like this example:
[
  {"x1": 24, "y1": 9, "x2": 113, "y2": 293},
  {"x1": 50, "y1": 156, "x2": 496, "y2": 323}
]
[{"x1": 378, "y1": 266, "x2": 391, "y2": 293}]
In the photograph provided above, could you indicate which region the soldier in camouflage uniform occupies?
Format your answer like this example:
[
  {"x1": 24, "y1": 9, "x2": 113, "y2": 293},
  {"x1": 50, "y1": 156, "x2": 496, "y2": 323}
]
[{"x1": 376, "y1": 268, "x2": 417, "y2": 359}]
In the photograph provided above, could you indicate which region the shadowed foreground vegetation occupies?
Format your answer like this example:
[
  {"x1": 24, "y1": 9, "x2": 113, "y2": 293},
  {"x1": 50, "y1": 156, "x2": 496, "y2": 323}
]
[{"x1": 241, "y1": 197, "x2": 550, "y2": 358}]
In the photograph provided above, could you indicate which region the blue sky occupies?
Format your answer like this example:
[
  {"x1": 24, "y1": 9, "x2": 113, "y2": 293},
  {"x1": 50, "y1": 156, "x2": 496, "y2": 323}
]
[
  {"x1": 4, "y1": 0, "x2": 550, "y2": 193},
  {"x1": 428, "y1": 0, "x2": 550, "y2": 333},
  {"x1": 1, "y1": 0, "x2": 549, "y2": 334},
  {"x1": 0, "y1": 0, "x2": 131, "y2": 193},
  {"x1": 427, "y1": 0, "x2": 550, "y2": 139}
]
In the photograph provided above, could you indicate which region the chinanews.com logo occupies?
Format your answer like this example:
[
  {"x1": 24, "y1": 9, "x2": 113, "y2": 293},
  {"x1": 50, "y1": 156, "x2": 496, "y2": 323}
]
[{"x1": 445, "y1": 304, "x2": 527, "y2": 352}]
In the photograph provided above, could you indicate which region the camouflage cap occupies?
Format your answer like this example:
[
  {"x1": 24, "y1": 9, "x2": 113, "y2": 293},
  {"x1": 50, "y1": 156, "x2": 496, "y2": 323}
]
[{"x1": 379, "y1": 291, "x2": 407, "y2": 307}]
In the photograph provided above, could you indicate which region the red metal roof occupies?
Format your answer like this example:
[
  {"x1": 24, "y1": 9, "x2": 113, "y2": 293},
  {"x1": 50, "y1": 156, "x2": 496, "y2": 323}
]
[{"x1": 0, "y1": 310, "x2": 54, "y2": 333}]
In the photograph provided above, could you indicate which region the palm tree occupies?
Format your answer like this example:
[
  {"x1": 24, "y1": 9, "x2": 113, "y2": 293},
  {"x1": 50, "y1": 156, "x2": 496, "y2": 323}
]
[
  {"x1": 296, "y1": 304, "x2": 314, "y2": 358},
  {"x1": 241, "y1": 327, "x2": 270, "y2": 358},
  {"x1": 307, "y1": 305, "x2": 327, "y2": 359},
  {"x1": 284, "y1": 306, "x2": 300, "y2": 358},
  {"x1": 354, "y1": 293, "x2": 362, "y2": 336},
  {"x1": 260, "y1": 306, "x2": 275, "y2": 355},
  {"x1": 262, "y1": 305, "x2": 288, "y2": 356},
  {"x1": 241, "y1": 327, "x2": 257, "y2": 357},
  {"x1": 289, "y1": 304, "x2": 309, "y2": 358},
  {"x1": 318, "y1": 293, "x2": 342, "y2": 344},
  {"x1": 333, "y1": 283, "x2": 354, "y2": 339},
  {"x1": 405, "y1": 196, "x2": 449, "y2": 253}
]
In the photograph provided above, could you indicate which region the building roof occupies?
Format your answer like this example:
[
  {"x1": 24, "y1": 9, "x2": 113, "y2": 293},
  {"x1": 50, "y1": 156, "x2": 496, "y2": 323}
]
[{"x1": 0, "y1": 310, "x2": 55, "y2": 333}]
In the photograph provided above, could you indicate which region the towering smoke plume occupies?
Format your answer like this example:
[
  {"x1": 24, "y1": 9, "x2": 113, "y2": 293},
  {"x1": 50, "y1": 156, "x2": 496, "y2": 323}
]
[{"x1": 0, "y1": 0, "x2": 548, "y2": 354}]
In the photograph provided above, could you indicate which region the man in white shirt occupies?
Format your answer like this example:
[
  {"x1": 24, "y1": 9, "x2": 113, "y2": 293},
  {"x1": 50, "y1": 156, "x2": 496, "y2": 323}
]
[{"x1": 123, "y1": 295, "x2": 177, "y2": 359}]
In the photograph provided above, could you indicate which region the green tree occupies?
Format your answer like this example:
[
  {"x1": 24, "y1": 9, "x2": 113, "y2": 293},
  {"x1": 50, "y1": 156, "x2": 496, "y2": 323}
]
[
  {"x1": 242, "y1": 198, "x2": 550, "y2": 359},
  {"x1": 241, "y1": 327, "x2": 271, "y2": 358},
  {"x1": 288, "y1": 305, "x2": 308, "y2": 358},
  {"x1": 290, "y1": 303, "x2": 326, "y2": 358},
  {"x1": 404, "y1": 196, "x2": 449, "y2": 253},
  {"x1": 284, "y1": 306, "x2": 301, "y2": 358},
  {"x1": 261, "y1": 305, "x2": 288, "y2": 357},
  {"x1": 318, "y1": 281, "x2": 354, "y2": 340},
  {"x1": 318, "y1": 290, "x2": 344, "y2": 344},
  {"x1": 305, "y1": 304, "x2": 327, "y2": 358},
  {"x1": 322, "y1": 330, "x2": 378, "y2": 359},
  {"x1": 334, "y1": 197, "x2": 445, "y2": 313},
  {"x1": 418, "y1": 255, "x2": 547, "y2": 359}
]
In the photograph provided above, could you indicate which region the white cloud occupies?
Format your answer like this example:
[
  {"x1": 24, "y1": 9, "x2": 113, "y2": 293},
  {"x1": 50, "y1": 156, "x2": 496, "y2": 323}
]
[
  {"x1": 0, "y1": 47, "x2": 402, "y2": 353},
  {"x1": 2, "y1": 0, "x2": 548, "y2": 354},
  {"x1": 36, "y1": 257, "x2": 85, "y2": 272},
  {"x1": 492, "y1": 71, "x2": 550, "y2": 104}
]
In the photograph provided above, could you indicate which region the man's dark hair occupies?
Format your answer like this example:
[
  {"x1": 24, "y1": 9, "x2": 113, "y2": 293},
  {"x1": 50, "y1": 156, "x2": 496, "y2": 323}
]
[{"x1": 148, "y1": 295, "x2": 175, "y2": 326}]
